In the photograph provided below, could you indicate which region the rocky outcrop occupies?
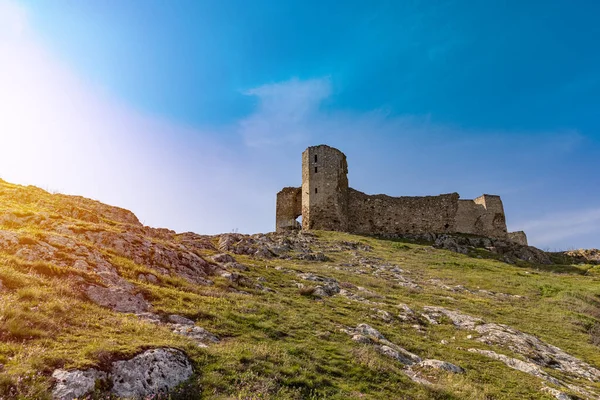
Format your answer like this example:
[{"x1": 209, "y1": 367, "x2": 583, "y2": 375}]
[
  {"x1": 343, "y1": 323, "x2": 464, "y2": 386},
  {"x1": 556, "y1": 249, "x2": 600, "y2": 265},
  {"x1": 111, "y1": 348, "x2": 193, "y2": 398},
  {"x1": 416, "y1": 359, "x2": 465, "y2": 374},
  {"x1": 52, "y1": 348, "x2": 193, "y2": 400},
  {"x1": 422, "y1": 307, "x2": 600, "y2": 382},
  {"x1": 297, "y1": 273, "x2": 340, "y2": 297},
  {"x1": 432, "y1": 234, "x2": 552, "y2": 264},
  {"x1": 344, "y1": 323, "x2": 422, "y2": 365},
  {"x1": 86, "y1": 285, "x2": 150, "y2": 313}
]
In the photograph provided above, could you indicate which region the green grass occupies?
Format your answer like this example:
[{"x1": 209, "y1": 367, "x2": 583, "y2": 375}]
[{"x1": 1, "y1": 180, "x2": 600, "y2": 398}]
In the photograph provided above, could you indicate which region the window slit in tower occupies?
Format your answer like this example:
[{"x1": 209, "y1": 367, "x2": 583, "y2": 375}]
[
  {"x1": 315, "y1": 188, "x2": 318, "y2": 194},
  {"x1": 314, "y1": 154, "x2": 318, "y2": 162},
  {"x1": 315, "y1": 167, "x2": 318, "y2": 173}
]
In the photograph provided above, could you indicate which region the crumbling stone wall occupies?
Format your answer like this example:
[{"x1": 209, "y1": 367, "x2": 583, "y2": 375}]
[
  {"x1": 347, "y1": 189, "x2": 459, "y2": 235},
  {"x1": 276, "y1": 145, "x2": 524, "y2": 243},
  {"x1": 276, "y1": 187, "x2": 302, "y2": 231}
]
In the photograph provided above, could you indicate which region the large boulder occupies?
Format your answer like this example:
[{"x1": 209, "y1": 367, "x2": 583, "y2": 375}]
[{"x1": 110, "y1": 348, "x2": 193, "y2": 398}]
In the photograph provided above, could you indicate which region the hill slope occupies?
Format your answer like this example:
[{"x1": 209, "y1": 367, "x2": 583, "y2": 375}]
[{"x1": 0, "y1": 179, "x2": 599, "y2": 399}]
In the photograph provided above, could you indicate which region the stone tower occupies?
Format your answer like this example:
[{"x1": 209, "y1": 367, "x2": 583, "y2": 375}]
[{"x1": 301, "y1": 145, "x2": 349, "y2": 231}]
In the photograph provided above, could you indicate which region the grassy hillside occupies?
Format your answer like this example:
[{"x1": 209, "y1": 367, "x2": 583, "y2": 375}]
[{"x1": 0, "y1": 178, "x2": 599, "y2": 399}]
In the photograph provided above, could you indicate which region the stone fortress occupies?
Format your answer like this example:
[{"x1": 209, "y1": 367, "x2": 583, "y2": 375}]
[{"x1": 276, "y1": 145, "x2": 528, "y2": 245}]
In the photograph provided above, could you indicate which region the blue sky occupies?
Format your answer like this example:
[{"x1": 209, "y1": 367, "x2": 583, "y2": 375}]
[{"x1": 1, "y1": 0, "x2": 599, "y2": 249}]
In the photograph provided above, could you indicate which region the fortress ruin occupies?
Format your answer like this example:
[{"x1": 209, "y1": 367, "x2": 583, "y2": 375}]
[{"x1": 276, "y1": 145, "x2": 527, "y2": 245}]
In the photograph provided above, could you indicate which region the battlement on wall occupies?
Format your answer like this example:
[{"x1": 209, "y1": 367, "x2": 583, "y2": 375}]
[{"x1": 276, "y1": 145, "x2": 526, "y2": 245}]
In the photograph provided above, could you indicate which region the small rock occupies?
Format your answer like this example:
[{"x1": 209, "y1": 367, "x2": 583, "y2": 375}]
[
  {"x1": 72, "y1": 259, "x2": 90, "y2": 271},
  {"x1": 86, "y1": 285, "x2": 149, "y2": 313},
  {"x1": 313, "y1": 282, "x2": 341, "y2": 297},
  {"x1": 226, "y1": 262, "x2": 249, "y2": 271},
  {"x1": 212, "y1": 253, "x2": 236, "y2": 264},
  {"x1": 396, "y1": 303, "x2": 416, "y2": 322},
  {"x1": 355, "y1": 324, "x2": 385, "y2": 340},
  {"x1": 52, "y1": 368, "x2": 107, "y2": 400},
  {"x1": 86, "y1": 285, "x2": 150, "y2": 313},
  {"x1": 135, "y1": 312, "x2": 162, "y2": 323},
  {"x1": 541, "y1": 386, "x2": 575, "y2": 400},
  {"x1": 376, "y1": 309, "x2": 394, "y2": 322},
  {"x1": 0, "y1": 230, "x2": 18, "y2": 249},
  {"x1": 417, "y1": 359, "x2": 465, "y2": 374},
  {"x1": 254, "y1": 247, "x2": 274, "y2": 259},
  {"x1": 168, "y1": 314, "x2": 195, "y2": 325},
  {"x1": 172, "y1": 324, "x2": 219, "y2": 346},
  {"x1": 351, "y1": 334, "x2": 371, "y2": 344}
]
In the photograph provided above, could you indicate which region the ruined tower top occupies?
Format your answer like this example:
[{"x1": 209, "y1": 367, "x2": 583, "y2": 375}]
[{"x1": 301, "y1": 145, "x2": 349, "y2": 231}]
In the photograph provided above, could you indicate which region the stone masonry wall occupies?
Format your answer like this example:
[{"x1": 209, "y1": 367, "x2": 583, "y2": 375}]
[
  {"x1": 276, "y1": 187, "x2": 302, "y2": 231},
  {"x1": 347, "y1": 189, "x2": 460, "y2": 235},
  {"x1": 454, "y1": 196, "x2": 508, "y2": 239}
]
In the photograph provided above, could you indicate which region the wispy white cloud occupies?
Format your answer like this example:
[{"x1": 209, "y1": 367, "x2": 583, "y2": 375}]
[
  {"x1": 239, "y1": 77, "x2": 332, "y2": 147},
  {"x1": 518, "y1": 208, "x2": 600, "y2": 249}
]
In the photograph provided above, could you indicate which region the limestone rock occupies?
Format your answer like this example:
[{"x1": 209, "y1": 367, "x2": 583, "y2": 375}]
[
  {"x1": 110, "y1": 348, "x2": 193, "y2": 398},
  {"x1": 432, "y1": 234, "x2": 551, "y2": 264},
  {"x1": 212, "y1": 253, "x2": 236, "y2": 264},
  {"x1": 468, "y1": 348, "x2": 562, "y2": 386},
  {"x1": 542, "y1": 386, "x2": 575, "y2": 400},
  {"x1": 417, "y1": 359, "x2": 465, "y2": 374},
  {"x1": 313, "y1": 281, "x2": 340, "y2": 297},
  {"x1": 254, "y1": 247, "x2": 275, "y2": 259},
  {"x1": 396, "y1": 303, "x2": 416, "y2": 322},
  {"x1": 136, "y1": 312, "x2": 162, "y2": 324},
  {"x1": 421, "y1": 306, "x2": 483, "y2": 329},
  {"x1": 171, "y1": 324, "x2": 219, "y2": 346},
  {"x1": 52, "y1": 368, "x2": 107, "y2": 400},
  {"x1": 168, "y1": 314, "x2": 195, "y2": 325},
  {"x1": 346, "y1": 324, "x2": 421, "y2": 365},
  {"x1": 425, "y1": 307, "x2": 600, "y2": 382},
  {"x1": 0, "y1": 230, "x2": 18, "y2": 249},
  {"x1": 354, "y1": 324, "x2": 385, "y2": 340},
  {"x1": 225, "y1": 261, "x2": 249, "y2": 271},
  {"x1": 86, "y1": 285, "x2": 149, "y2": 313}
]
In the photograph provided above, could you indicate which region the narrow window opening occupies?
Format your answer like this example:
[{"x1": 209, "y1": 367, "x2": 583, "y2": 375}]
[
  {"x1": 314, "y1": 154, "x2": 318, "y2": 162},
  {"x1": 315, "y1": 166, "x2": 318, "y2": 173},
  {"x1": 315, "y1": 187, "x2": 318, "y2": 194}
]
